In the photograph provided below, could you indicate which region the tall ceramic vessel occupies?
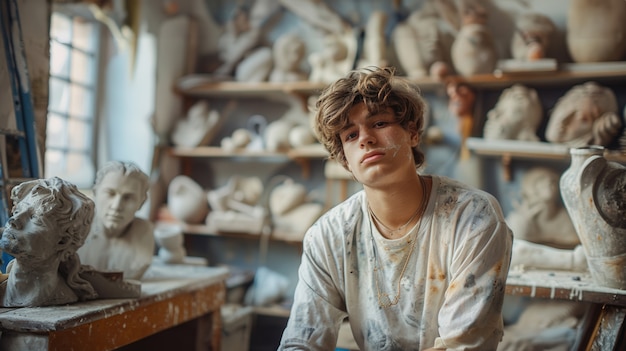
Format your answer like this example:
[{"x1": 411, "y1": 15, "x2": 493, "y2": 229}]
[
  {"x1": 560, "y1": 146, "x2": 626, "y2": 289},
  {"x1": 566, "y1": 0, "x2": 626, "y2": 63}
]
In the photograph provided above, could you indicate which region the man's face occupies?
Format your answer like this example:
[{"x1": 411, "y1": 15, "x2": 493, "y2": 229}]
[
  {"x1": 0, "y1": 192, "x2": 59, "y2": 262},
  {"x1": 340, "y1": 102, "x2": 418, "y2": 187},
  {"x1": 95, "y1": 172, "x2": 144, "y2": 234}
]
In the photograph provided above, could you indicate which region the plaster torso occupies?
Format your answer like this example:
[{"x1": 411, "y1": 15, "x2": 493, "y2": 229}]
[
  {"x1": 279, "y1": 176, "x2": 512, "y2": 350},
  {"x1": 78, "y1": 218, "x2": 155, "y2": 280}
]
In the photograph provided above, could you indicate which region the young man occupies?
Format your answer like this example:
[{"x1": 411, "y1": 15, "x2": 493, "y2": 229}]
[
  {"x1": 279, "y1": 67, "x2": 513, "y2": 350},
  {"x1": 78, "y1": 161, "x2": 154, "y2": 280}
]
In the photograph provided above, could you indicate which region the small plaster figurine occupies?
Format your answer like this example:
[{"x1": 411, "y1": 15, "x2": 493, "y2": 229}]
[
  {"x1": 78, "y1": 161, "x2": 155, "y2": 280},
  {"x1": 0, "y1": 177, "x2": 98, "y2": 307},
  {"x1": 483, "y1": 84, "x2": 543, "y2": 142},
  {"x1": 171, "y1": 100, "x2": 222, "y2": 147}
]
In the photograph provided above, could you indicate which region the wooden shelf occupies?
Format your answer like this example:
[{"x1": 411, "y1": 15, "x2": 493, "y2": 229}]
[
  {"x1": 467, "y1": 137, "x2": 626, "y2": 162},
  {"x1": 466, "y1": 137, "x2": 626, "y2": 180},
  {"x1": 167, "y1": 221, "x2": 304, "y2": 245},
  {"x1": 175, "y1": 62, "x2": 626, "y2": 98},
  {"x1": 168, "y1": 144, "x2": 328, "y2": 160}
]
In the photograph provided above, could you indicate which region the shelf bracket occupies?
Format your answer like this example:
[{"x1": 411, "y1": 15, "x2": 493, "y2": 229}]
[{"x1": 502, "y1": 153, "x2": 512, "y2": 181}]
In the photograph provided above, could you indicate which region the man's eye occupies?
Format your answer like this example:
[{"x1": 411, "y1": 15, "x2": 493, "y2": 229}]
[
  {"x1": 344, "y1": 132, "x2": 357, "y2": 141},
  {"x1": 374, "y1": 121, "x2": 388, "y2": 128}
]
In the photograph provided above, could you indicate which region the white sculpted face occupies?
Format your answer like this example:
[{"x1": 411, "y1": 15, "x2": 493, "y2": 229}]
[
  {"x1": 0, "y1": 192, "x2": 59, "y2": 262},
  {"x1": 95, "y1": 171, "x2": 144, "y2": 236}
]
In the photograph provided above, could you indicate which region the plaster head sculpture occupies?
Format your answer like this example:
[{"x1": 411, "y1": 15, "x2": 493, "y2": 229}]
[
  {"x1": 506, "y1": 167, "x2": 579, "y2": 249},
  {"x1": 0, "y1": 177, "x2": 98, "y2": 307},
  {"x1": 483, "y1": 84, "x2": 542, "y2": 141},
  {"x1": 511, "y1": 12, "x2": 556, "y2": 61},
  {"x1": 77, "y1": 161, "x2": 155, "y2": 280},
  {"x1": 545, "y1": 82, "x2": 622, "y2": 147},
  {"x1": 269, "y1": 33, "x2": 307, "y2": 83}
]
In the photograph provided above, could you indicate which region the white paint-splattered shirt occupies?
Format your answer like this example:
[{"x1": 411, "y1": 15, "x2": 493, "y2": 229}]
[{"x1": 279, "y1": 175, "x2": 513, "y2": 351}]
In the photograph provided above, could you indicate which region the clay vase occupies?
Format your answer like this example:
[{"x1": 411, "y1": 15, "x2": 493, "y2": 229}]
[
  {"x1": 560, "y1": 146, "x2": 626, "y2": 289},
  {"x1": 566, "y1": 0, "x2": 626, "y2": 63}
]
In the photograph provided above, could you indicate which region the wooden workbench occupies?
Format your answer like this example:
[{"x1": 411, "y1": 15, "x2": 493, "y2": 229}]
[
  {"x1": 506, "y1": 268, "x2": 626, "y2": 351},
  {"x1": 0, "y1": 263, "x2": 229, "y2": 351}
]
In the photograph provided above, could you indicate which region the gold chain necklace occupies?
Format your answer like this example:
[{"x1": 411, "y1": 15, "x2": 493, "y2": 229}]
[
  {"x1": 369, "y1": 175, "x2": 430, "y2": 308},
  {"x1": 369, "y1": 197, "x2": 422, "y2": 237}
]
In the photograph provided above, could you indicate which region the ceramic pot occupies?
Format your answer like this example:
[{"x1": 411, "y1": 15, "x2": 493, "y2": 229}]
[
  {"x1": 566, "y1": 0, "x2": 626, "y2": 63},
  {"x1": 560, "y1": 146, "x2": 626, "y2": 289}
]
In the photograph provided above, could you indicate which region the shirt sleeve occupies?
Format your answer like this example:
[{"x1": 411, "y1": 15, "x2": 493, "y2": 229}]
[
  {"x1": 278, "y1": 223, "x2": 348, "y2": 350},
  {"x1": 435, "y1": 194, "x2": 513, "y2": 351}
]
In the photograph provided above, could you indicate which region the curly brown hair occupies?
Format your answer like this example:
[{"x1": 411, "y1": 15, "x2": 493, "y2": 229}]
[{"x1": 313, "y1": 66, "x2": 427, "y2": 170}]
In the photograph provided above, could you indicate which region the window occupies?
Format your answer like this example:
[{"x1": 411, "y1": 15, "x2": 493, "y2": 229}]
[{"x1": 46, "y1": 12, "x2": 100, "y2": 188}]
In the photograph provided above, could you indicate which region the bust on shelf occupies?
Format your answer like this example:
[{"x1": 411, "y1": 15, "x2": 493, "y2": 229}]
[
  {"x1": 483, "y1": 84, "x2": 543, "y2": 142},
  {"x1": 545, "y1": 82, "x2": 623, "y2": 148}
]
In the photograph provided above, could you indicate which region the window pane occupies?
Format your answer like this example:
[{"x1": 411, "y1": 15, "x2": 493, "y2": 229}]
[
  {"x1": 72, "y1": 18, "x2": 95, "y2": 52},
  {"x1": 69, "y1": 84, "x2": 93, "y2": 117},
  {"x1": 50, "y1": 13, "x2": 72, "y2": 44},
  {"x1": 68, "y1": 118, "x2": 91, "y2": 150},
  {"x1": 70, "y1": 50, "x2": 94, "y2": 85},
  {"x1": 49, "y1": 41, "x2": 70, "y2": 77},
  {"x1": 46, "y1": 113, "x2": 69, "y2": 149},
  {"x1": 48, "y1": 77, "x2": 70, "y2": 112},
  {"x1": 44, "y1": 149, "x2": 67, "y2": 179},
  {"x1": 65, "y1": 151, "x2": 95, "y2": 188}
]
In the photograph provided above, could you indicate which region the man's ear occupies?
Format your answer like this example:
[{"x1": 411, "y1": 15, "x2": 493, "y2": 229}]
[{"x1": 409, "y1": 124, "x2": 420, "y2": 147}]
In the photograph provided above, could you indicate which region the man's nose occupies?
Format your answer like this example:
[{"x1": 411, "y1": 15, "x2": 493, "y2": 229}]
[
  {"x1": 359, "y1": 128, "x2": 375, "y2": 146},
  {"x1": 109, "y1": 195, "x2": 123, "y2": 209}
]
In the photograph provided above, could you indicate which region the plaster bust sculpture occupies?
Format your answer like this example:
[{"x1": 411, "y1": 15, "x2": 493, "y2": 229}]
[
  {"x1": 507, "y1": 167, "x2": 578, "y2": 248},
  {"x1": 0, "y1": 177, "x2": 98, "y2": 307},
  {"x1": 269, "y1": 33, "x2": 307, "y2": 83},
  {"x1": 511, "y1": 12, "x2": 556, "y2": 61},
  {"x1": 77, "y1": 161, "x2": 155, "y2": 280},
  {"x1": 545, "y1": 82, "x2": 622, "y2": 147},
  {"x1": 483, "y1": 84, "x2": 542, "y2": 142}
]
